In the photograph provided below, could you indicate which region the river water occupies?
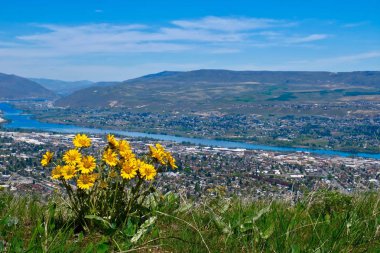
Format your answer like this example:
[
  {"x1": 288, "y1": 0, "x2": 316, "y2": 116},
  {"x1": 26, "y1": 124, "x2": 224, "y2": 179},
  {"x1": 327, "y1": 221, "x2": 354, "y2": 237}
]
[{"x1": 1, "y1": 102, "x2": 380, "y2": 159}]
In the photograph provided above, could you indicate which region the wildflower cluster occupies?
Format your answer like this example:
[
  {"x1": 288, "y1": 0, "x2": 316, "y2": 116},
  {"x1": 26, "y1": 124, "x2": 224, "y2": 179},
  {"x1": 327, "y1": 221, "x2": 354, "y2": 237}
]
[
  {"x1": 41, "y1": 133, "x2": 177, "y2": 230},
  {"x1": 149, "y1": 143, "x2": 178, "y2": 169}
]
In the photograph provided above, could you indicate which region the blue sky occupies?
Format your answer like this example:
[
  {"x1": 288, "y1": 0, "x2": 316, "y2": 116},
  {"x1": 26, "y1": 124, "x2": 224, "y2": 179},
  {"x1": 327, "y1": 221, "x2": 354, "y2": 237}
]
[{"x1": 0, "y1": 0, "x2": 379, "y2": 81}]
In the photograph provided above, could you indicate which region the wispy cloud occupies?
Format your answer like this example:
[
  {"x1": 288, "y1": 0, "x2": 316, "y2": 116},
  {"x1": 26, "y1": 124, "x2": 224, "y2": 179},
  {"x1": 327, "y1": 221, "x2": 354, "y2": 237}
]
[
  {"x1": 0, "y1": 16, "x2": 330, "y2": 59},
  {"x1": 288, "y1": 51, "x2": 380, "y2": 66},
  {"x1": 1, "y1": 16, "x2": 365, "y2": 80},
  {"x1": 285, "y1": 34, "x2": 329, "y2": 44},
  {"x1": 321, "y1": 51, "x2": 380, "y2": 63},
  {"x1": 209, "y1": 48, "x2": 241, "y2": 54},
  {"x1": 172, "y1": 16, "x2": 296, "y2": 31},
  {"x1": 343, "y1": 21, "x2": 369, "y2": 28}
]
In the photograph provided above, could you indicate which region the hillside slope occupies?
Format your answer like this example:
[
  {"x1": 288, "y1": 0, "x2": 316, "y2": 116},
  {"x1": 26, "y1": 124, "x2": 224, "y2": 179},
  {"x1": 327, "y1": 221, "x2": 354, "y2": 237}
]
[
  {"x1": 0, "y1": 73, "x2": 55, "y2": 100},
  {"x1": 30, "y1": 78, "x2": 94, "y2": 95},
  {"x1": 1, "y1": 191, "x2": 379, "y2": 252},
  {"x1": 55, "y1": 70, "x2": 380, "y2": 109}
]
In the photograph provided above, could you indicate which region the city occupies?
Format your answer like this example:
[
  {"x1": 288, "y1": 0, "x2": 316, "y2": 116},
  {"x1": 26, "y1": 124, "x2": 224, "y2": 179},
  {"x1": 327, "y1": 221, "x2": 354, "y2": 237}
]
[{"x1": 1, "y1": 130, "x2": 379, "y2": 200}]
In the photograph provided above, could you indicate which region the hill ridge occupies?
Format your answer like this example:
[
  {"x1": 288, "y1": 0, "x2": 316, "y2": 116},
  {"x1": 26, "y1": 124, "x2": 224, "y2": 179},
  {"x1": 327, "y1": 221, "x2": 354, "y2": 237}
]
[
  {"x1": 0, "y1": 72, "x2": 56, "y2": 100},
  {"x1": 55, "y1": 69, "x2": 380, "y2": 108}
]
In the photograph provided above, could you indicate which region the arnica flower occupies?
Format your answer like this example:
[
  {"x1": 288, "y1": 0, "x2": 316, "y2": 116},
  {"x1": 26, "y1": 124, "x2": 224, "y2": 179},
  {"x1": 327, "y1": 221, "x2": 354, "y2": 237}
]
[
  {"x1": 63, "y1": 149, "x2": 82, "y2": 165},
  {"x1": 102, "y1": 148, "x2": 118, "y2": 166},
  {"x1": 121, "y1": 159, "x2": 138, "y2": 180},
  {"x1": 119, "y1": 140, "x2": 135, "y2": 160},
  {"x1": 149, "y1": 145, "x2": 167, "y2": 165},
  {"x1": 77, "y1": 173, "x2": 97, "y2": 190},
  {"x1": 78, "y1": 155, "x2": 96, "y2": 174},
  {"x1": 51, "y1": 165, "x2": 63, "y2": 179},
  {"x1": 41, "y1": 151, "x2": 53, "y2": 167},
  {"x1": 138, "y1": 160, "x2": 157, "y2": 181},
  {"x1": 61, "y1": 165, "x2": 77, "y2": 180},
  {"x1": 167, "y1": 153, "x2": 178, "y2": 169},
  {"x1": 107, "y1": 134, "x2": 119, "y2": 149},
  {"x1": 73, "y1": 133, "x2": 92, "y2": 148}
]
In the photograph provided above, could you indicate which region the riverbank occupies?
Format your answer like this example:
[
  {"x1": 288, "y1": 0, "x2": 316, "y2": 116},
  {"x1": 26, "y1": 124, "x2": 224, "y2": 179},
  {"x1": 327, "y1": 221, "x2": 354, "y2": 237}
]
[
  {"x1": 1, "y1": 102, "x2": 380, "y2": 159},
  {"x1": 27, "y1": 115, "x2": 380, "y2": 154},
  {"x1": 18, "y1": 102, "x2": 380, "y2": 155}
]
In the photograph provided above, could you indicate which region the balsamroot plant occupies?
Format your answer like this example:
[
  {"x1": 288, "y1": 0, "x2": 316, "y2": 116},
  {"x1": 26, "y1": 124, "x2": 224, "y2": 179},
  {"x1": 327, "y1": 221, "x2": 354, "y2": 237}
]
[{"x1": 41, "y1": 133, "x2": 177, "y2": 231}]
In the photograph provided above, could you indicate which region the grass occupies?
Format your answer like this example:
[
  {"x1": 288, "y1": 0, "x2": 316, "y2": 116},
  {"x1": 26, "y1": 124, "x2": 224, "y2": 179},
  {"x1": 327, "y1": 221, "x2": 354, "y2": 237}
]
[{"x1": 0, "y1": 190, "x2": 380, "y2": 252}]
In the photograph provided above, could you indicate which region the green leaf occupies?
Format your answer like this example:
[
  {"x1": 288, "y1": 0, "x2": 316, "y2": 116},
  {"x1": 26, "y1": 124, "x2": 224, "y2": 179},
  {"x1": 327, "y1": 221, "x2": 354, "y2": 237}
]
[
  {"x1": 219, "y1": 199, "x2": 231, "y2": 214},
  {"x1": 85, "y1": 215, "x2": 113, "y2": 229},
  {"x1": 260, "y1": 223, "x2": 274, "y2": 239},
  {"x1": 78, "y1": 232, "x2": 84, "y2": 242},
  {"x1": 6, "y1": 216, "x2": 19, "y2": 227},
  {"x1": 291, "y1": 244, "x2": 300, "y2": 253},
  {"x1": 143, "y1": 194, "x2": 158, "y2": 209},
  {"x1": 131, "y1": 216, "x2": 157, "y2": 244},
  {"x1": 212, "y1": 213, "x2": 231, "y2": 234},
  {"x1": 96, "y1": 243, "x2": 109, "y2": 253},
  {"x1": 325, "y1": 213, "x2": 331, "y2": 224},
  {"x1": 175, "y1": 203, "x2": 193, "y2": 214},
  {"x1": 252, "y1": 205, "x2": 271, "y2": 223},
  {"x1": 124, "y1": 219, "x2": 137, "y2": 237}
]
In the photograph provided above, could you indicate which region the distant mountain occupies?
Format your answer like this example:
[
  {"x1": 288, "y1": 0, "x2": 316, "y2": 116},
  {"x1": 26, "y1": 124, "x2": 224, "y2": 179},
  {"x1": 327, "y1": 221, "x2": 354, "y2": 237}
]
[
  {"x1": 0, "y1": 73, "x2": 55, "y2": 100},
  {"x1": 55, "y1": 70, "x2": 380, "y2": 109},
  {"x1": 92, "y1": 81, "x2": 121, "y2": 87},
  {"x1": 30, "y1": 78, "x2": 94, "y2": 95}
]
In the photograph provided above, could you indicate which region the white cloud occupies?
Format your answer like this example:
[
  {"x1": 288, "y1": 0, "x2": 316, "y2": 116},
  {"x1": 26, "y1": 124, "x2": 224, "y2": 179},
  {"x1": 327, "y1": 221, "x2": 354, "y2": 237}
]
[
  {"x1": 0, "y1": 17, "x2": 328, "y2": 59},
  {"x1": 0, "y1": 18, "x2": 327, "y2": 59},
  {"x1": 319, "y1": 51, "x2": 380, "y2": 63},
  {"x1": 0, "y1": 16, "x2": 345, "y2": 79},
  {"x1": 172, "y1": 16, "x2": 296, "y2": 31},
  {"x1": 289, "y1": 51, "x2": 380, "y2": 67},
  {"x1": 343, "y1": 21, "x2": 369, "y2": 28},
  {"x1": 285, "y1": 34, "x2": 329, "y2": 44},
  {"x1": 209, "y1": 48, "x2": 241, "y2": 54},
  {"x1": 220, "y1": 51, "x2": 380, "y2": 72},
  {"x1": 9, "y1": 23, "x2": 250, "y2": 57}
]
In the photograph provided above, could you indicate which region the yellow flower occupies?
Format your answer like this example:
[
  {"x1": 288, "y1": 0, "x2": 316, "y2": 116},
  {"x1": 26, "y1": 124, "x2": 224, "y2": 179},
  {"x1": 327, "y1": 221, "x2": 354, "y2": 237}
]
[
  {"x1": 149, "y1": 144, "x2": 167, "y2": 165},
  {"x1": 121, "y1": 159, "x2": 138, "y2": 180},
  {"x1": 77, "y1": 173, "x2": 97, "y2": 190},
  {"x1": 51, "y1": 165, "x2": 63, "y2": 179},
  {"x1": 41, "y1": 151, "x2": 53, "y2": 167},
  {"x1": 78, "y1": 155, "x2": 96, "y2": 174},
  {"x1": 149, "y1": 143, "x2": 177, "y2": 169},
  {"x1": 118, "y1": 139, "x2": 131, "y2": 150},
  {"x1": 107, "y1": 134, "x2": 119, "y2": 149},
  {"x1": 63, "y1": 149, "x2": 82, "y2": 165},
  {"x1": 73, "y1": 133, "x2": 92, "y2": 148},
  {"x1": 166, "y1": 153, "x2": 178, "y2": 169},
  {"x1": 138, "y1": 160, "x2": 157, "y2": 181},
  {"x1": 102, "y1": 148, "x2": 118, "y2": 166},
  {"x1": 119, "y1": 140, "x2": 135, "y2": 160},
  {"x1": 61, "y1": 165, "x2": 77, "y2": 180}
]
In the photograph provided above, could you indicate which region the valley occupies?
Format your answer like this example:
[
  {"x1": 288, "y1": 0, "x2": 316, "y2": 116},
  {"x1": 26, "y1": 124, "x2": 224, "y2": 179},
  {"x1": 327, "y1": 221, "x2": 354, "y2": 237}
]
[{"x1": 4, "y1": 69, "x2": 379, "y2": 154}]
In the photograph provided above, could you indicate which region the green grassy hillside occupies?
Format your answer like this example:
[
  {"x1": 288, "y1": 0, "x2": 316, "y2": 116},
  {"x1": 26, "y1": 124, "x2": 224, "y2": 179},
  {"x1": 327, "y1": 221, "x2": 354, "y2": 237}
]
[
  {"x1": 1, "y1": 190, "x2": 379, "y2": 252},
  {"x1": 55, "y1": 70, "x2": 380, "y2": 111}
]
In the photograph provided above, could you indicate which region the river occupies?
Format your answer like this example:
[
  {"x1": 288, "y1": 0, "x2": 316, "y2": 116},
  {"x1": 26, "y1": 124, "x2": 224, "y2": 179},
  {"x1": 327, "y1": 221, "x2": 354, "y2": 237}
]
[{"x1": 1, "y1": 102, "x2": 380, "y2": 159}]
